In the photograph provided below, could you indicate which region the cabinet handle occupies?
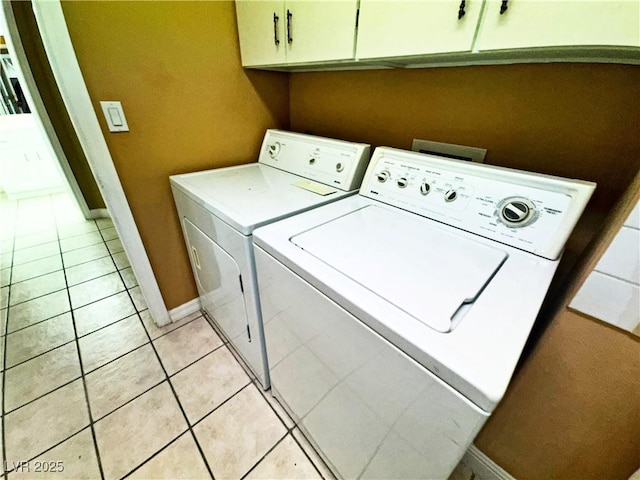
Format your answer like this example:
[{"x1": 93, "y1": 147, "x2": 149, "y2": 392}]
[
  {"x1": 500, "y1": 0, "x2": 509, "y2": 14},
  {"x1": 286, "y1": 9, "x2": 293, "y2": 44},
  {"x1": 458, "y1": 0, "x2": 466, "y2": 19},
  {"x1": 273, "y1": 13, "x2": 280, "y2": 46}
]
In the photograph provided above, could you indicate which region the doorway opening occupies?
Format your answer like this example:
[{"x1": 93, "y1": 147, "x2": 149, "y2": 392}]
[{"x1": 1, "y1": 1, "x2": 170, "y2": 326}]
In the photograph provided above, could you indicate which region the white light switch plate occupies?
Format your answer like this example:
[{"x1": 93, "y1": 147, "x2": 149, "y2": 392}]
[{"x1": 100, "y1": 101, "x2": 129, "y2": 132}]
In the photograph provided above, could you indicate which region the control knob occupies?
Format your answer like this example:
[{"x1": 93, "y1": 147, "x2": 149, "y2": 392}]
[
  {"x1": 498, "y1": 197, "x2": 536, "y2": 227},
  {"x1": 397, "y1": 177, "x2": 408, "y2": 188},
  {"x1": 377, "y1": 171, "x2": 390, "y2": 183},
  {"x1": 420, "y1": 182, "x2": 431, "y2": 195},
  {"x1": 336, "y1": 162, "x2": 344, "y2": 172},
  {"x1": 444, "y1": 189, "x2": 457, "y2": 202},
  {"x1": 268, "y1": 142, "x2": 281, "y2": 158}
]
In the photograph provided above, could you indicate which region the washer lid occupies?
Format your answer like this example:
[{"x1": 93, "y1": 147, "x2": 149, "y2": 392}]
[{"x1": 290, "y1": 205, "x2": 508, "y2": 333}]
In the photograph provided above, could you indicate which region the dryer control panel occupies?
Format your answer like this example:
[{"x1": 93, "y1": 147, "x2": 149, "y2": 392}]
[
  {"x1": 360, "y1": 148, "x2": 596, "y2": 260},
  {"x1": 259, "y1": 130, "x2": 371, "y2": 192}
]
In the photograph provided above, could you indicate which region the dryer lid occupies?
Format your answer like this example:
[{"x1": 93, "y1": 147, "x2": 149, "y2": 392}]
[
  {"x1": 171, "y1": 164, "x2": 353, "y2": 235},
  {"x1": 291, "y1": 205, "x2": 508, "y2": 333}
]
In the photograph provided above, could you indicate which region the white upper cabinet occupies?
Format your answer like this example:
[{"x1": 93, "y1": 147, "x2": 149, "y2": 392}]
[
  {"x1": 285, "y1": 1, "x2": 359, "y2": 63},
  {"x1": 235, "y1": 0, "x2": 640, "y2": 69},
  {"x1": 236, "y1": 1, "x2": 287, "y2": 66},
  {"x1": 356, "y1": 0, "x2": 484, "y2": 60},
  {"x1": 236, "y1": 0, "x2": 359, "y2": 67},
  {"x1": 475, "y1": 0, "x2": 640, "y2": 51}
]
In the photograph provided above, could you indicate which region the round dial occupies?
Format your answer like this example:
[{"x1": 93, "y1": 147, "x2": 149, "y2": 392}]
[
  {"x1": 268, "y1": 142, "x2": 281, "y2": 158},
  {"x1": 336, "y1": 162, "x2": 344, "y2": 172},
  {"x1": 377, "y1": 171, "x2": 390, "y2": 183},
  {"x1": 498, "y1": 197, "x2": 537, "y2": 227},
  {"x1": 420, "y1": 182, "x2": 431, "y2": 195},
  {"x1": 444, "y1": 189, "x2": 457, "y2": 202},
  {"x1": 397, "y1": 177, "x2": 408, "y2": 188}
]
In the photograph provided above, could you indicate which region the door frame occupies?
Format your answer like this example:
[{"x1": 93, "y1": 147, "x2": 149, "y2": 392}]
[{"x1": 1, "y1": 0, "x2": 171, "y2": 326}]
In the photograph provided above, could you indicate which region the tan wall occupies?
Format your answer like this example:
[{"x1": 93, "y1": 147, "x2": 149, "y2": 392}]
[
  {"x1": 478, "y1": 310, "x2": 639, "y2": 480},
  {"x1": 11, "y1": 1, "x2": 105, "y2": 210},
  {"x1": 289, "y1": 64, "x2": 639, "y2": 252},
  {"x1": 289, "y1": 65, "x2": 640, "y2": 480},
  {"x1": 60, "y1": 0, "x2": 289, "y2": 309}
]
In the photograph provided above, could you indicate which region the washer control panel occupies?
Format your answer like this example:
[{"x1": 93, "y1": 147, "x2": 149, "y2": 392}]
[
  {"x1": 259, "y1": 130, "x2": 371, "y2": 192},
  {"x1": 360, "y1": 148, "x2": 596, "y2": 260}
]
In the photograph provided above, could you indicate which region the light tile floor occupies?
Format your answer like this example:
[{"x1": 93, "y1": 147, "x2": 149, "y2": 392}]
[{"x1": 0, "y1": 193, "x2": 333, "y2": 480}]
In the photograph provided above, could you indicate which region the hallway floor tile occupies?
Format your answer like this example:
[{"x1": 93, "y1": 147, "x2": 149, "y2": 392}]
[{"x1": 0, "y1": 193, "x2": 330, "y2": 480}]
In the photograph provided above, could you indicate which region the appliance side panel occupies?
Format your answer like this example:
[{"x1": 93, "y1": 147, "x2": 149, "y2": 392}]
[
  {"x1": 171, "y1": 186, "x2": 268, "y2": 387},
  {"x1": 255, "y1": 246, "x2": 488, "y2": 479}
]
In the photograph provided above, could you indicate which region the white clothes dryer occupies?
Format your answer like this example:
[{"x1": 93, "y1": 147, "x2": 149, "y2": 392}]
[
  {"x1": 170, "y1": 130, "x2": 370, "y2": 389},
  {"x1": 253, "y1": 147, "x2": 595, "y2": 479}
]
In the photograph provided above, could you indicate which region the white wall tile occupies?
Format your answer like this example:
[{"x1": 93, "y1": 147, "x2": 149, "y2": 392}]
[
  {"x1": 624, "y1": 201, "x2": 640, "y2": 229},
  {"x1": 570, "y1": 271, "x2": 640, "y2": 333},
  {"x1": 595, "y1": 226, "x2": 640, "y2": 285}
]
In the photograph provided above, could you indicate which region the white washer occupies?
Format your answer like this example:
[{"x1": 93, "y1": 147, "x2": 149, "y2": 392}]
[
  {"x1": 253, "y1": 147, "x2": 595, "y2": 479},
  {"x1": 170, "y1": 130, "x2": 370, "y2": 389}
]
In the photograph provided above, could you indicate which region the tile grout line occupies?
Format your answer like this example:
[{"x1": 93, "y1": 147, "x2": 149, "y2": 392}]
[
  {"x1": 190, "y1": 380, "x2": 254, "y2": 431},
  {"x1": 55, "y1": 215, "x2": 107, "y2": 480},
  {"x1": 3, "y1": 373, "x2": 83, "y2": 417},
  {"x1": 8, "y1": 251, "x2": 112, "y2": 285},
  {"x1": 12, "y1": 234, "x2": 104, "y2": 257},
  {"x1": 1, "y1": 196, "x2": 19, "y2": 480},
  {"x1": 4, "y1": 331, "x2": 153, "y2": 417},
  {"x1": 2, "y1": 307, "x2": 203, "y2": 381},
  {"x1": 3, "y1": 428, "x2": 93, "y2": 475},
  {"x1": 2, "y1": 195, "x2": 58, "y2": 475},
  {"x1": 7, "y1": 284, "x2": 69, "y2": 310},
  {"x1": 238, "y1": 432, "x2": 289, "y2": 480},
  {"x1": 118, "y1": 307, "x2": 217, "y2": 479},
  {"x1": 2, "y1": 199, "x2": 117, "y2": 479},
  {"x1": 288, "y1": 429, "x2": 332, "y2": 480},
  {"x1": 198, "y1": 312, "x2": 332, "y2": 477},
  {"x1": 8, "y1": 317, "x2": 223, "y2": 427},
  {"x1": 248, "y1": 376, "x2": 333, "y2": 479},
  {"x1": 97, "y1": 222, "x2": 217, "y2": 480},
  {"x1": 202, "y1": 301, "x2": 332, "y2": 479},
  {"x1": 9, "y1": 253, "x2": 124, "y2": 289},
  {"x1": 118, "y1": 431, "x2": 191, "y2": 480},
  {"x1": 6, "y1": 281, "x2": 136, "y2": 338}
]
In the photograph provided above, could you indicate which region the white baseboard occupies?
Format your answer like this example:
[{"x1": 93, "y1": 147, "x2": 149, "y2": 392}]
[
  {"x1": 168, "y1": 297, "x2": 201, "y2": 323},
  {"x1": 461, "y1": 445, "x2": 517, "y2": 480},
  {"x1": 87, "y1": 208, "x2": 110, "y2": 219}
]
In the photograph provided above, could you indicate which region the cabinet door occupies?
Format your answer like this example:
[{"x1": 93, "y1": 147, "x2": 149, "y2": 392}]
[
  {"x1": 476, "y1": 0, "x2": 640, "y2": 51},
  {"x1": 236, "y1": 1, "x2": 286, "y2": 66},
  {"x1": 285, "y1": 0, "x2": 358, "y2": 63},
  {"x1": 357, "y1": 0, "x2": 483, "y2": 60}
]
